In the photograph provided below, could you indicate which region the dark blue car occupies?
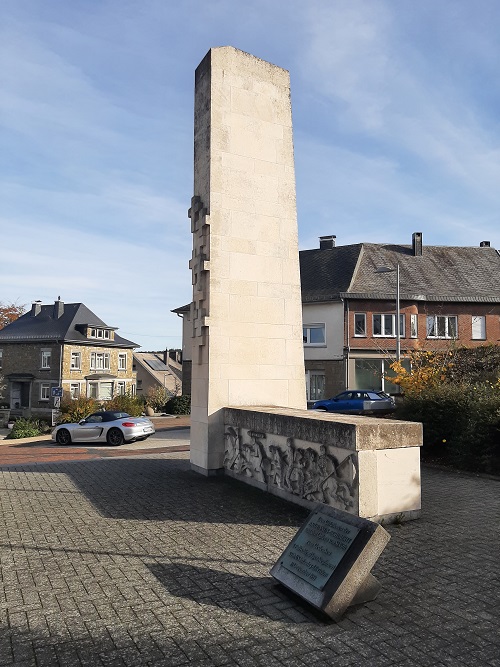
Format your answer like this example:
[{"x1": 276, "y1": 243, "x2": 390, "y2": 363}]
[{"x1": 312, "y1": 390, "x2": 396, "y2": 415}]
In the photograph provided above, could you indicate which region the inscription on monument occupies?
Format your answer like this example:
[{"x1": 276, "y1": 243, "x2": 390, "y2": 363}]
[{"x1": 281, "y1": 514, "x2": 359, "y2": 590}]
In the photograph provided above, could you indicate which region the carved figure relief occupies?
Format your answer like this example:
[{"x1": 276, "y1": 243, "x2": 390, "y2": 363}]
[
  {"x1": 224, "y1": 426, "x2": 241, "y2": 473},
  {"x1": 188, "y1": 196, "x2": 210, "y2": 362},
  {"x1": 223, "y1": 427, "x2": 358, "y2": 511}
]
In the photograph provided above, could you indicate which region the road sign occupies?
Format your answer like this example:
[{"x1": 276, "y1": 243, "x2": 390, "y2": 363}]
[{"x1": 51, "y1": 387, "x2": 63, "y2": 397}]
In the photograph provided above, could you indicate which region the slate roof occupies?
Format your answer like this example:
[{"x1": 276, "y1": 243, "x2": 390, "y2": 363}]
[
  {"x1": 300, "y1": 243, "x2": 500, "y2": 303},
  {"x1": 0, "y1": 302, "x2": 138, "y2": 347}
]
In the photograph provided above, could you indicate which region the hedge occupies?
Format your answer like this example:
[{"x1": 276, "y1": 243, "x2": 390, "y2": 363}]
[{"x1": 395, "y1": 383, "x2": 500, "y2": 474}]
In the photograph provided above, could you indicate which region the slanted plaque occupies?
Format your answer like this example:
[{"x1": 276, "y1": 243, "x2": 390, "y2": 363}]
[{"x1": 270, "y1": 505, "x2": 390, "y2": 621}]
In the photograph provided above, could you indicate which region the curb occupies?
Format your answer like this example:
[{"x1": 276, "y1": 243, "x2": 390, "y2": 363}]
[{"x1": 0, "y1": 433, "x2": 52, "y2": 446}]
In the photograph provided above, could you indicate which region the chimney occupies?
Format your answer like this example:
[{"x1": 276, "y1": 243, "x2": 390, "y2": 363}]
[
  {"x1": 164, "y1": 349, "x2": 169, "y2": 366},
  {"x1": 319, "y1": 235, "x2": 336, "y2": 250},
  {"x1": 412, "y1": 232, "x2": 423, "y2": 256},
  {"x1": 480, "y1": 241, "x2": 491, "y2": 247},
  {"x1": 31, "y1": 301, "x2": 42, "y2": 317},
  {"x1": 53, "y1": 297, "x2": 64, "y2": 319}
]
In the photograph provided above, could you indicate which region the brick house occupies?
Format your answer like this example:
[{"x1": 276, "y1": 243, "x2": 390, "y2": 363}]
[
  {"x1": 301, "y1": 233, "x2": 500, "y2": 402},
  {"x1": 0, "y1": 299, "x2": 138, "y2": 418}
]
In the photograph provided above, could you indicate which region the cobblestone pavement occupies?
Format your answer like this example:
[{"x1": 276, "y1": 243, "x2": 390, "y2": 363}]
[{"x1": 1, "y1": 452, "x2": 499, "y2": 667}]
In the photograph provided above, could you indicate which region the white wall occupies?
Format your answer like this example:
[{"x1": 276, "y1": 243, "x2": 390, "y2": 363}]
[
  {"x1": 302, "y1": 302, "x2": 344, "y2": 361},
  {"x1": 190, "y1": 47, "x2": 307, "y2": 473}
]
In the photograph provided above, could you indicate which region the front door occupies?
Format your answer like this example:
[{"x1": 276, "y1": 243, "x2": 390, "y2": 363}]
[{"x1": 10, "y1": 383, "x2": 22, "y2": 409}]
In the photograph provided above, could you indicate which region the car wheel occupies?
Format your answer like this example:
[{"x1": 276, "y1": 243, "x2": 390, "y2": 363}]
[
  {"x1": 56, "y1": 428, "x2": 72, "y2": 446},
  {"x1": 107, "y1": 428, "x2": 124, "y2": 446}
]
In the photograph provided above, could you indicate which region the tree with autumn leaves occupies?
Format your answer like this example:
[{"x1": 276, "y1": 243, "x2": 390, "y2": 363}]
[
  {"x1": 391, "y1": 344, "x2": 500, "y2": 474},
  {"x1": 0, "y1": 302, "x2": 26, "y2": 329}
]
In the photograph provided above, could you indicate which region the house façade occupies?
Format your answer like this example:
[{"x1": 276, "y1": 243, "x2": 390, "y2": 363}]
[{"x1": 0, "y1": 299, "x2": 138, "y2": 419}]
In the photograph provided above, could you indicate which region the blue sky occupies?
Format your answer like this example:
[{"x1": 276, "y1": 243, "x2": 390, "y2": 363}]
[{"x1": 2, "y1": 0, "x2": 500, "y2": 350}]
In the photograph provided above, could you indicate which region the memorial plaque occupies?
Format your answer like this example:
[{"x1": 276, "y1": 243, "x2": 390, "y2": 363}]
[
  {"x1": 271, "y1": 505, "x2": 390, "y2": 621},
  {"x1": 280, "y1": 514, "x2": 360, "y2": 590}
]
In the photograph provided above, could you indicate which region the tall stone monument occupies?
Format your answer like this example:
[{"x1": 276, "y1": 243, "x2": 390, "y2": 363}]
[{"x1": 189, "y1": 47, "x2": 306, "y2": 475}]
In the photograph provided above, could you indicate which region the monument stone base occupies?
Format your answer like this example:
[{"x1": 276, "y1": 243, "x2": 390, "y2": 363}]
[{"x1": 223, "y1": 406, "x2": 423, "y2": 524}]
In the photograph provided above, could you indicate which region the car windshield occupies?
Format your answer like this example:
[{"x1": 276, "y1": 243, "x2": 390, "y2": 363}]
[
  {"x1": 367, "y1": 391, "x2": 382, "y2": 401},
  {"x1": 334, "y1": 392, "x2": 351, "y2": 400},
  {"x1": 106, "y1": 412, "x2": 130, "y2": 421},
  {"x1": 85, "y1": 411, "x2": 130, "y2": 423}
]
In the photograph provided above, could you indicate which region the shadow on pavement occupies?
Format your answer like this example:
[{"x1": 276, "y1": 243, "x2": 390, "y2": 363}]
[
  {"x1": 0, "y1": 456, "x2": 309, "y2": 526},
  {"x1": 147, "y1": 562, "x2": 326, "y2": 623}
]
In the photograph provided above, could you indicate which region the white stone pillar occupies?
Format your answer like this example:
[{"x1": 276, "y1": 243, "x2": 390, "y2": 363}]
[{"x1": 189, "y1": 47, "x2": 306, "y2": 475}]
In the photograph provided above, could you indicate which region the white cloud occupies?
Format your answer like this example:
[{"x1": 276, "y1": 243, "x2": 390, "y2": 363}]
[
  {"x1": 294, "y1": 0, "x2": 500, "y2": 248},
  {"x1": 2, "y1": 0, "x2": 500, "y2": 354}
]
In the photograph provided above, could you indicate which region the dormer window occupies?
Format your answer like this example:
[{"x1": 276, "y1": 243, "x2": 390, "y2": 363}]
[{"x1": 89, "y1": 328, "x2": 111, "y2": 340}]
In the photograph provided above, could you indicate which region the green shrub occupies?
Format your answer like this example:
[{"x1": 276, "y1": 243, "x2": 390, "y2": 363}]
[
  {"x1": 106, "y1": 392, "x2": 144, "y2": 417},
  {"x1": 164, "y1": 394, "x2": 191, "y2": 415},
  {"x1": 59, "y1": 396, "x2": 99, "y2": 424},
  {"x1": 396, "y1": 383, "x2": 500, "y2": 474},
  {"x1": 7, "y1": 418, "x2": 44, "y2": 439}
]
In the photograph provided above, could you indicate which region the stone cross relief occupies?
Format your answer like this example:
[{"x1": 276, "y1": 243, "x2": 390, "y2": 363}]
[
  {"x1": 188, "y1": 196, "x2": 210, "y2": 359},
  {"x1": 224, "y1": 427, "x2": 358, "y2": 512}
]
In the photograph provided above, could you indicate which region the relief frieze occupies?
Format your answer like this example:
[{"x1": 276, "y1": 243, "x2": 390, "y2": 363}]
[{"x1": 224, "y1": 426, "x2": 358, "y2": 512}]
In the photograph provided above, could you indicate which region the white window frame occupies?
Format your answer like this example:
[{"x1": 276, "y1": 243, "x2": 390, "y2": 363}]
[
  {"x1": 354, "y1": 313, "x2": 366, "y2": 337},
  {"x1": 90, "y1": 352, "x2": 110, "y2": 371},
  {"x1": 40, "y1": 383, "x2": 50, "y2": 401},
  {"x1": 70, "y1": 351, "x2": 81, "y2": 370},
  {"x1": 89, "y1": 328, "x2": 110, "y2": 340},
  {"x1": 410, "y1": 314, "x2": 418, "y2": 338},
  {"x1": 89, "y1": 381, "x2": 99, "y2": 399},
  {"x1": 471, "y1": 315, "x2": 486, "y2": 340},
  {"x1": 426, "y1": 315, "x2": 458, "y2": 339},
  {"x1": 373, "y1": 314, "x2": 405, "y2": 338},
  {"x1": 116, "y1": 381, "x2": 126, "y2": 396},
  {"x1": 41, "y1": 349, "x2": 51, "y2": 369},
  {"x1": 303, "y1": 324, "x2": 326, "y2": 346},
  {"x1": 118, "y1": 354, "x2": 127, "y2": 371},
  {"x1": 70, "y1": 383, "x2": 80, "y2": 399}
]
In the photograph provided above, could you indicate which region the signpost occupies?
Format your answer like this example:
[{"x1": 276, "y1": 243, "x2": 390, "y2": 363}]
[
  {"x1": 271, "y1": 506, "x2": 390, "y2": 621},
  {"x1": 51, "y1": 387, "x2": 62, "y2": 411}
]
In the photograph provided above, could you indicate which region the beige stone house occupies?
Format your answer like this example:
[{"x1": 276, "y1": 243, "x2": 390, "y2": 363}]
[{"x1": 0, "y1": 299, "x2": 138, "y2": 419}]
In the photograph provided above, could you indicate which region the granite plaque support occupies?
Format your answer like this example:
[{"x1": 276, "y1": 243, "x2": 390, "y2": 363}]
[
  {"x1": 189, "y1": 47, "x2": 306, "y2": 475},
  {"x1": 271, "y1": 505, "x2": 390, "y2": 621}
]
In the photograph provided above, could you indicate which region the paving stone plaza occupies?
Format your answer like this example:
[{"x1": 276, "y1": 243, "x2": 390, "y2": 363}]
[{"x1": 1, "y1": 446, "x2": 499, "y2": 666}]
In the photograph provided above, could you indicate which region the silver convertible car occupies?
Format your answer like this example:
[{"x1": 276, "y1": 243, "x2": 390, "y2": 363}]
[{"x1": 52, "y1": 411, "x2": 155, "y2": 446}]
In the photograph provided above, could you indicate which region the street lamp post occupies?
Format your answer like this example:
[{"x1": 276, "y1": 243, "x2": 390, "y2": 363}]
[{"x1": 375, "y1": 264, "x2": 401, "y2": 362}]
